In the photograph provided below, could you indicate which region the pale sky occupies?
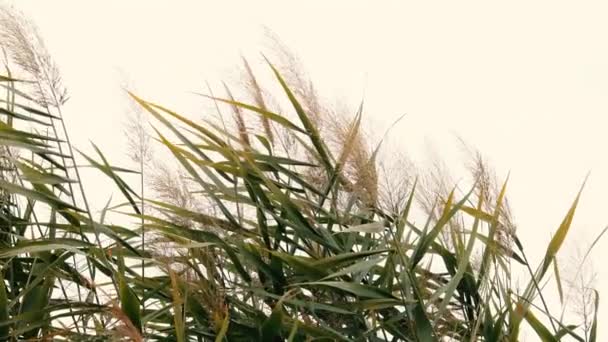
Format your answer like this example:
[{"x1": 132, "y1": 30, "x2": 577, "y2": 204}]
[{"x1": 5, "y1": 0, "x2": 608, "y2": 338}]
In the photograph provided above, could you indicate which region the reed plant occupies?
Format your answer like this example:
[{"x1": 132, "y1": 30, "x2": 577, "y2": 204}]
[{"x1": 0, "y1": 5, "x2": 600, "y2": 341}]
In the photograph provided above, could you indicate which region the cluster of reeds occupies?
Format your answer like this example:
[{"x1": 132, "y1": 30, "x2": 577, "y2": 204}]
[{"x1": 0, "y1": 5, "x2": 600, "y2": 341}]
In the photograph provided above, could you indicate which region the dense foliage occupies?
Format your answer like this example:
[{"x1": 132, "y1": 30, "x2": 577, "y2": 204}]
[{"x1": 0, "y1": 6, "x2": 599, "y2": 341}]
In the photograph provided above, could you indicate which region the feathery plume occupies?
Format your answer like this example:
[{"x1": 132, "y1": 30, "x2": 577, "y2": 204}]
[
  {"x1": 223, "y1": 82, "x2": 250, "y2": 148},
  {"x1": 241, "y1": 56, "x2": 274, "y2": 145},
  {"x1": 0, "y1": 6, "x2": 68, "y2": 107},
  {"x1": 125, "y1": 96, "x2": 153, "y2": 165}
]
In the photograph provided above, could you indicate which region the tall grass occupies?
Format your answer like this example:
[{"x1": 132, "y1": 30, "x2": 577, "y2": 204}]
[{"x1": 0, "y1": 6, "x2": 600, "y2": 341}]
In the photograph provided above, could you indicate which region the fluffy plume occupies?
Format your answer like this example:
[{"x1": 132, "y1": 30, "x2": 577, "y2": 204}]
[
  {"x1": 125, "y1": 96, "x2": 153, "y2": 165},
  {"x1": 223, "y1": 82, "x2": 250, "y2": 147},
  {"x1": 263, "y1": 31, "x2": 379, "y2": 208},
  {"x1": 0, "y1": 6, "x2": 68, "y2": 107},
  {"x1": 241, "y1": 56, "x2": 274, "y2": 145}
]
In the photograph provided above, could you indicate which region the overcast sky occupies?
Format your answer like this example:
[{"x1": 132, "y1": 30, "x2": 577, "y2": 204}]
[{"x1": 5, "y1": 0, "x2": 608, "y2": 337}]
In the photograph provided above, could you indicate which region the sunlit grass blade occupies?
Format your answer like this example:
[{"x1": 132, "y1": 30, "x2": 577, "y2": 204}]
[
  {"x1": 540, "y1": 175, "x2": 588, "y2": 278},
  {"x1": 264, "y1": 57, "x2": 334, "y2": 174}
]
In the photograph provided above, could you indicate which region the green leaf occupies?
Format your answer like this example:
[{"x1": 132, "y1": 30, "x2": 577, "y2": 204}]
[
  {"x1": 260, "y1": 293, "x2": 288, "y2": 341},
  {"x1": 432, "y1": 186, "x2": 488, "y2": 319},
  {"x1": 522, "y1": 308, "x2": 558, "y2": 342},
  {"x1": 0, "y1": 179, "x2": 82, "y2": 212},
  {"x1": 0, "y1": 238, "x2": 91, "y2": 258},
  {"x1": 19, "y1": 263, "x2": 54, "y2": 338},
  {"x1": 320, "y1": 256, "x2": 386, "y2": 281},
  {"x1": 540, "y1": 176, "x2": 587, "y2": 278},
  {"x1": 0, "y1": 74, "x2": 23, "y2": 82},
  {"x1": 199, "y1": 95, "x2": 307, "y2": 135},
  {"x1": 295, "y1": 281, "x2": 397, "y2": 299},
  {"x1": 265, "y1": 58, "x2": 334, "y2": 174},
  {"x1": 410, "y1": 275, "x2": 437, "y2": 342},
  {"x1": 590, "y1": 290, "x2": 599, "y2": 342},
  {"x1": 313, "y1": 249, "x2": 390, "y2": 269},
  {"x1": 0, "y1": 271, "x2": 9, "y2": 339},
  {"x1": 78, "y1": 143, "x2": 141, "y2": 215},
  {"x1": 553, "y1": 257, "x2": 563, "y2": 304},
  {"x1": 410, "y1": 185, "x2": 475, "y2": 270},
  {"x1": 17, "y1": 161, "x2": 76, "y2": 185},
  {"x1": 269, "y1": 251, "x2": 326, "y2": 279},
  {"x1": 118, "y1": 251, "x2": 142, "y2": 332}
]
